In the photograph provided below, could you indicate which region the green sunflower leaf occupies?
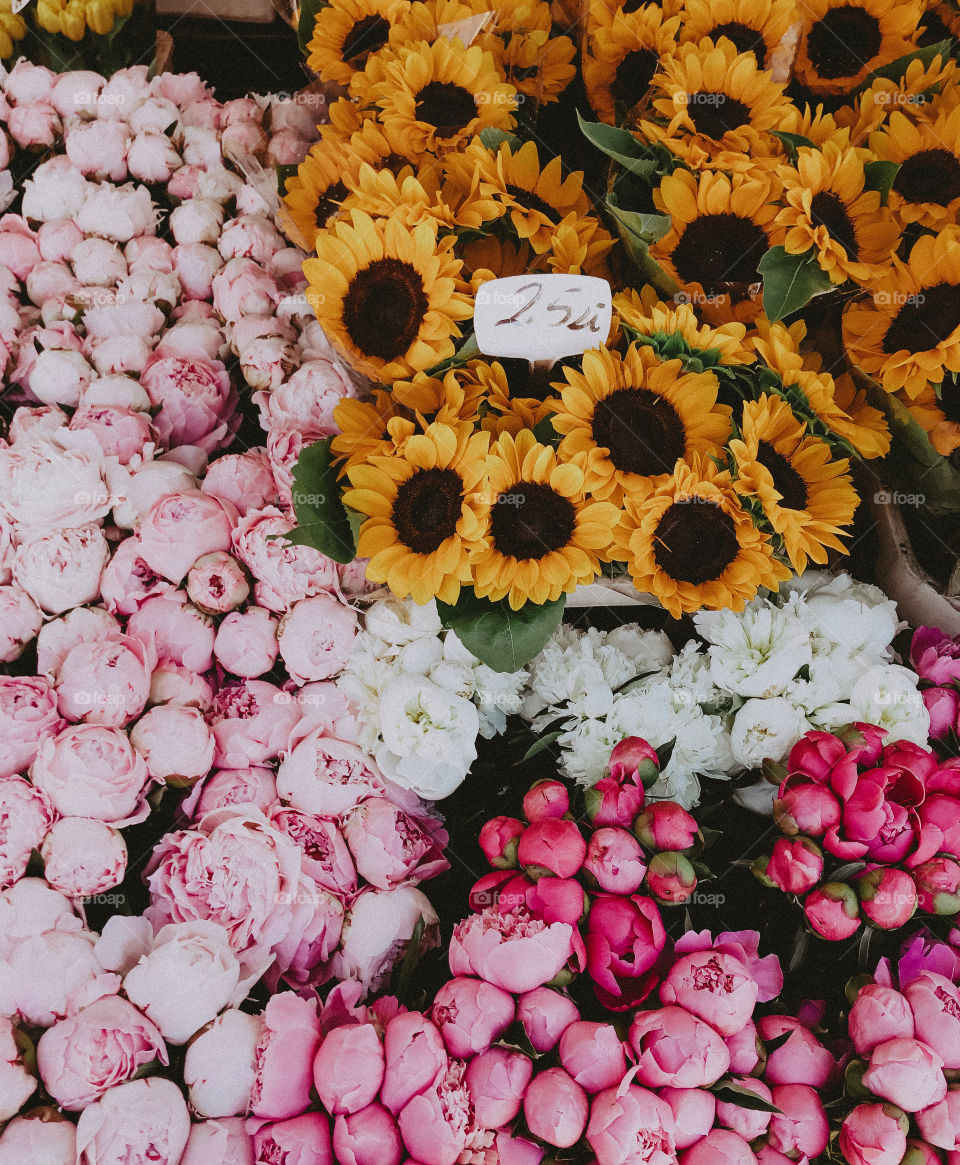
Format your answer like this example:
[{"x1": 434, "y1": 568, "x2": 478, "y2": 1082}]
[
  {"x1": 711, "y1": 1082, "x2": 783, "y2": 1114},
  {"x1": 577, "y1": 113, "x2": 661, "y2": 181},
  {"x1": 437, "y1": 593, "x2": 566, "y2": 672},
  {"x1": 757, "y1": 245, "x2": 834, "y2": 322},
  {"x1": 864, "y1": 159, "x2": 900, "y2": 204},
  {"x1": 298, "y1": 0, "x2": 326, "y2": 55},
  {"x1": 604, "y1": 189, "x2": 678, "y2": 298},
  {"x1": 479, "y1": 128, "x2": 524, "y2": 154},
  {"x1": 286, "y1": 437, "x2": 357, "y2": 564},
  {"x1": 770, "y1": 131, "x2": 815, "y2": 162}
]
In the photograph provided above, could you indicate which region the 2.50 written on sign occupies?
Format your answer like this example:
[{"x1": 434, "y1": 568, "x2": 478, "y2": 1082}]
[{"x1": 474, "y1": 274, "x2": 612, "y2": 362}]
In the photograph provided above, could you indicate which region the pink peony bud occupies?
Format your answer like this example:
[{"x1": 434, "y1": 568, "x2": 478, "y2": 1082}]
[
  {"x1": 517, "y1": 987, "x2": 579, "y2": 1053},
  {"x1": 584, "y1": 772, "x2": 646, "y2": 829},
  {"x1": 312, "y1": 1023, "x2": 384, "y2": 1116},
  {"x1": 250, "y1": 1113, "x2": 332, "y2": 1165},
  {"x1": 804, "y1": 882, "x2": 861, "y2": 940},
  {"x1": 758, "y1": 1016, "x2": 835, "y2": 1087},
  {"x1": 767, "y1": 1083, "x2": 830, "y2": 1158},
  {"x1": 923, "y1": 687, "x2": 960, "y2": 739},
  {"x1": 857, "y1": 867, "x2": 919, "y2": 930},
  {"x1": 862, "y1": 1037, "x2": 947, "y2": 1113},
  {"x1": 916, "y1": 1087, "x2": 960, "y2": 1150},
  {"x1": 431, "y1": 976, "x2": 514, "y2": 1059},
  {"x1": 186, "y1": 551, "x2": 250, "y2": 614},
  {"x1": 773, "y1": 781, "x2": 842, "y2": 838},
  {"x1": 525, "y1": 874, "x2": 588, "y2": 926},
  {"x1": 380, "y1": 1011, "x2": 446, "y2": 1115},
  {"x1": 558, "y1": 1021, "x2": 627, "y2": 1093},
  {"x1": 680, "y1": 1128, "x2": 757, "y2": 1165},
  {"x1": 332, "y1": 1103, "x2": 402, "y2": 1165},
  {"x1": 517, "y1": 818, "x2": 586, "y2": 879},
  {"x1": 839, "y1": 1102, "x2": 909, "y2": 1165},
  {"x1": 522, "y1": 779, "x2": 570, "y2": 822},
  {"x1": 848, "y1": 985, "x2": 915, "y2": 1056},
  {"x1": 522, "y1": 1067, "x2": 588, "y2": 1148},
  {"x1": 763, "y1": 837, "x2": 824, "y2": 894},
  {"x1": 716, "y1": 1076, "x2": 774, "y2": 1140},
  {"x1": 585, "y1": 893, "x2": 665, "y2": 1010},
  {"x1": 464, "y1": 1046, "x2": 532, "y2": 1126},
  {"x1": 913, "y1": 858, "x2": 960, "y2": 916},
  {"x1": 583, "y1": 827, "x2": 648, "y2": 894},
  {"x1": 609, "y1": 736, "x2": 660, "y2": 788},
  {"x1": 634, "y1": 802, "x2": 698, "y2": 852},
  {"x1": 901, "y1": 1138, "x2": 944, "y2": 1165},
  {"x1": 904, "y1": 972, "x2": 960, "y2": 1070},
  {"x1": 726, "y1": 1020, "x2": 764, "y2": 1075},
  {"x1": 660, "y1": 1086, "x2": 716, "y2": 1150},
  {"x1": 629, "y1": 1006, "x2": 731, "y2": 1088},
  {"x1": 586, "y1": 1084, "x2": 676, "y2": 1165},
  {"x1": 479, "y1": 817, "x2": 525, "y2": 869}
]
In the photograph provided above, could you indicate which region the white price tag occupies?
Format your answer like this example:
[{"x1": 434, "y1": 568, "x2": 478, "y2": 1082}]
[
  {"x1": 474, "y1": 274, "x2": 612, "y2": 363},
  {"x1": 11, "y1": 0, "x2": 32, "y2": 14},
  {"x1": 437, "y1": 11, "x2": 494, "y2": 45}
]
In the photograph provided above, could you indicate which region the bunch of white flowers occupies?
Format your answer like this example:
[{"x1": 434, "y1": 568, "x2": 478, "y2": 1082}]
[
  {"x1": 520, "y1": 573, "x2": 929, "y2": 808},
  {"x1": 337, "y1": 597, "x2": 527, "y2": 800}
]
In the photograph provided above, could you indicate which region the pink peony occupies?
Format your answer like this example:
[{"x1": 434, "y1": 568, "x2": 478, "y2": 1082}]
[
  {"x1": 381, "y1": 1010, "x2": 447, "y2": 1115},
  {"x1": 126, "y1": 592, "x2": 215, "y2": 674},
  {"x1": 398, "y1": 1059, "x2": 493, "y2": 1165},
  {"x1": 75, "y1": 1078, "x2": 190, "y2": 1165},
  {"x1": 202, "y1": 449, "x2": 278, "y2": 515},
  {"x1": 583, "y1": 826, "x2": 648, "y2": 894},
  {"x1": 343, "y1": 796, "x2": 449, "y2": 890},
  {"x1": 586, "y1": 1084, "x2": 677, "y2": 1165},
  {"x1": 681, "y1": 1129, "x2": 757, "y2": 1165},
  {"x1": 766, "y1": 1083, "x2": 830, "y2": 1158},
  {"x1": 277, "y1": 730, "x2": 384, "y2": 816},
  {"x1": 313, "y1": 1022, "x2": 384, "y2": 1115},
  {"x1": 558, "y1": 1020, "x2": 627, "y2": 1093},
  {"x1": 848, "y1": 984, "x2": 915, "y2": 1056},
  {"x1": 32, "y1": 724, "x2": 150, "y2": 824},
  {"x1": 232, "y1": 505, "x2": 339, "y2": 612},
  {"x1": 251, "y1": 992, "x2": 322, "y2": 1120},
  {"x1": 184, "y1": 1009, "x2": 262, "y2": 1119},
  {"x1": 659, "y1": 949, "x2": 759, "y2": 1036},
  {"x1": 449, "y1": 905, "x2": 576, "y2": 995},
  {"x1": 55, "y1": 633, "x2": 154, "y2": 728},
  {"x1": 584, "y1": 893, "x2": 665, "y2": 1009},
  {"x1": 518, "y1": 986, "x2": 579, "y2": 1052},
  {"x1": 862, "y1": 1037, "x2": 947, "y2": 1112},
  {"x1": 185, "y1": 766, "x2": 277, "y2": 819},
  {"x1": 138, "y1": 489, "x2": 236, "y2": 585},
  {"x1": 916, "y1": 1087, "x2": 960, "y2": 1150},
  {"x1": 181, "y1": 1118, "x2": 255, "y2": 1165},
  {"x1": 0, "y1": 675, "x2": 64, "y2": 779},
  {"x1": 905, "y1": 972, "x2": 960, "y2": 1069},
  {"x1": 911, "y1": 626, "x2": 960, "y2": 685},
  {"x1": 40, "y1": 817, "x2": 127, "y2": 898},
  {"x1": 660, "y1": 1086, "x2": 716, "y2": 1150},
  {"x1": 628, "y1": 1005, "x2": 731, "y2": 1088},
  {"x1": 333, "y1": 1103, "x2": 402, "y2": 1165},
  {"x1": 517, "y1": 817, "x2": 587, "y2": 879},
  {"x1": 130, "y1": 704, "x2": 214, "y2": 785},
  {"x1": 209, "y1": 680, "x2": 301, "y2": 769},
  {"x1": 36, "y1": 994, "x2": 166, "y2": 1111},
  {"x1": 330, "y1": 885, "x2": 439, "y2": 996},
  {"x1": 249, "y1": 1113, "x2": 333, "y2": 1165},
  {"x1": 758, "y1": 1015, "x2": 835, "y2": 1087},
  {"x1": 523, "y1": 1066, "x2": 588, "y2": 1148},
  {"x1": 140, "y1": 350, "x2": 238, "y2": 454},
  {"x1": 271, "y1": 806, "x2": 357, "y2": 894},
  {"x1": 431, "y1": 976, "x2": 515, "y2": 1058},
  {"x1": 0, "y1": 1113, "x2": 76, "y2": 1162},
  {"x1": 715, "y1": 1076, "x2": 773, "y2": 1141},
  {"x1": 0, "y1": 585, "x2": 43, "y2": 662},
  {"x1": 277, "y1": 594, "x2": 357, "y2": 684}
]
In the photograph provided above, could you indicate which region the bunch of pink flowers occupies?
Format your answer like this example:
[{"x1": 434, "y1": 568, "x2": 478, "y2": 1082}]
[
  {"x1": 753, "y1": 723, "x2": 960, "y2": 940},
  {"x1": 912, "y1": 626, "x2": 960, "y2": 749},
  {"x1": 836, "y1": 930, "x2": 960, "y2": 1165}
]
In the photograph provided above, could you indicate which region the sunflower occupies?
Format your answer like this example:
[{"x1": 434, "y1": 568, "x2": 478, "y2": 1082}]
[
  {"x1": 494, "y1": 28, "x2": 578, "y2": 104},
  {"x1": 729, "y1": 394, "x2": 859, "y2": 572},
  {"x1": 0, "y1": 1, "x2": 26, "y2": 57},
  {"x1": 842, "y1": 227, "x2": 960, "y2": 398},
  {"x1": 343, "y1": 422, "x2": 490, "y2": 605},
  {"x1": 331, "y1": 390, "x2": 409, "y2": 472},
  {"x1": 307, "y1": 0, "x2": 410, "y2": 85},
  {"x1": 651, "y1": 168, "x2": 779, "y2": 325},
  {"x1": 904, "y1": 381, "x2": 960, "y2": 456},
  {"x1": 282, "y1": 139, "x2": 370, "y2": 251},
  {"x1": 357, "y1": 39, "x2": 518, "y2": 157},
  {"x1": 390, "y1": 366, "x2": 485, "y2": 425},
  {"x1": 772, "y1": 142, "x2": 901, "y2": 285},
  {"x1": 471, "y1": 430, "x2": 621, "y2": 608},
  {"x1": 791, "y1": 0, "x2": 924, "y2": 97},
  {"x1": 545, "y1": 221, "x2": 618, "y2": 278},
  {"x1": 304, "y1": 210, "x2": 472, "y2": 384},
  {"x1": 588, "y1": 0, "x2": 685, "y2": 34},
  {"x1": 836, "y1": 53, "x2": 957, "y2": 142},
  {"x1": 613, "y1": 285, "x2": 755, "y2": 363},
  {"x1": 779, "y1": 102, "x2": 849, "y2": 147},
  {"x1": 678, "y1": 0, "x2": 800, "y2": 70},
  {"x1": 490, "y1": 140, "x2": 596, "y2": 254},
  {"x1": 462, "y1": 234, "x2": 535, "y2": 289},
  {"x1": 750, "y1": 316, "x2": 892, "y2": 457},
  {"x1": 462, "y1": 359, "x2": 556, "y2": 436},
  {"x1": 640, "y1": 38, "x2": 793, "y2": 168},
  {"x1": 583, "y1": 6, "x2": 683, "y2": 125},
  {"x1": 550, "y1": 344, "x2": 732, "y2": 506},
  {"x1": 613, "y1": 454, "x2": 790, "y2": 616},
  {"x1": 870, "y1": 108, "x2": 960, "y2": 229}
]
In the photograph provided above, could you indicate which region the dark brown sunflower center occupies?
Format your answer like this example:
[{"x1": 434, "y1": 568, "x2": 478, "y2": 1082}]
[
  {"x1": 755, "y1": 440, "x2": 809, "y2": 509},
  {"x1": 711, "y1": 21, "x2": 767, "y2": 66},
  {"x1": 504, "y1": 184, "x2": 562, "y2": 224},
  {"x1": 611, "y1": 48, "x2": 660, "y2": 110},
  {"x1": 415, "y1": 82, "x2": 477, "y2": 137},
  {"x1": 490, "y1": 480, "x2": 577, "y2": 560},
  {"x1": 316, "y1": 180, "x2": 348, "y2": 228},
  {"x1": 919, "y1": 7, "x2": 952, "y2": 45},
  {"x1": 392, "y1": 467, "x2": 464, "y2": 554},
  {"x1": 619, "y1": 0, "x2": 649, "y2": 13},
  {"x1": 882, "y1": 283, "x2": 960, "y2": 355},
  {"x1": 809, "y1": 190, "x2": 859, "y2": 260},
  {"x1": 342, "y1": 257, "x2": 429, "y2": 361},
  {"x1": 893, "y1": 149, "x2": 960, "y2": 206},
  {"x1": 671, "y1": 214, "x2": 767, "y2": 289},
  {"x1": 342, "y1": 15, "x2": 390, "y2": 63},
  {"x1": 805, "y1": 5, "x2": 882, "y2": 81},
  {"x1": 653, "y1": 500, "x2": 740, "y2": 584},
  {"x1": 591, "y1": 388, "x2": 687, "y2": 475},
  {"x1": 938, "y1": 378, "x2": 960, "y2": 424},
  {"x1": 685, "y1": 92, "x2": 752, "y2": 139}
]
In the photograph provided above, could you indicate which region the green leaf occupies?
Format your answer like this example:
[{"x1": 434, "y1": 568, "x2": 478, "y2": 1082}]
[
  {"x1": 712, "y1": 1083, "x2": 783, "y2": 1114},
  {"x1": 864, "y1": 160, "x2": 900, "y2": 204},
  {"x1": 758, "y1": 246, "x2": 834, "y2": 322},
  {"x1": 577, "y1": 113, "x2": 659, "y2": 180},
  {"x1": 288, "y1": 438, "x2": 356, "y2": 564},
  {"x1": 437, "y1": 593, "x2": 565, "y2": 672},
  {"x1": 770, "y1": 130, "x2": 814, "y2": 161},
  {"x1": 298, "y1": 0, "x2": 325, "y2": 54},
  {"x1": 857, "y1": 39, "x2": 954, "y2": 91},
  {"x1": 871, "y1": 385, "x2": 960, "y2": 513},
  {"x1": 518, "y1": 731, "x2": 563, "y2": 764},
  {"x1": 394, "y1": 916, "x2": 426, "y2": 1005},
  {"x1": 604, "y1": 191, "x2": 678, "y2": 298},
  {"x1": 532, "y1": 415, "x2": 559, "y2": 446},
  {"x1": 425, "y1": 329, "x2": 480, "y2": 377},
  {"x1": 606, "y1": 191, "x2": 672, "y2": 244},
  {"x1": 764, "y1": 1030, "x2": 794, "y2": 1054},
  {"x1": 479, "y1": 128, "x2": 524, "y2": 153}
]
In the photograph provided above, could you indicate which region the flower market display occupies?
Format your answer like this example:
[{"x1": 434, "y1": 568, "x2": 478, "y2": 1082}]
[{"x1": 6, "y1": 0, "x2": 960, "y2": 1161}]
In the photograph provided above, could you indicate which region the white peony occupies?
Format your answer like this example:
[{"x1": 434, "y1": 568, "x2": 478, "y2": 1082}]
[
  {"x1": 816, "y1": 664, "x2": 930, "y2": 746},
  {"x1": 795, "y1": 572, "x2": 901, "y2": 657},
  {"x1": 376, "y1": 675, "x2": 479, "y2": 799},
  {"x1": 697, "y1": 599, "x2": 813, "y2": 698},
  {"x1": 363, "y1": 596, "x2": 443, "y2": 648},
  {"x1": 729, "y1": 696, "x2": 810, "y2": 770}
]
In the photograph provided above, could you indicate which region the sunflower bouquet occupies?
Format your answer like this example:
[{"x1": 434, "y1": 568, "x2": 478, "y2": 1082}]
[{"x1": 282, "y1": 0, "x2": 936, "y2": 669}]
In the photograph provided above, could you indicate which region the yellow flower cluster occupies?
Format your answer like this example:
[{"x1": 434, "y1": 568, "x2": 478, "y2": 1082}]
[
  {"x1": 0, "y1": 1, "x2": 26, "y2": 58},
  {"x1": 36, "y1": 0, "x2": 133, "y2": 40}
]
